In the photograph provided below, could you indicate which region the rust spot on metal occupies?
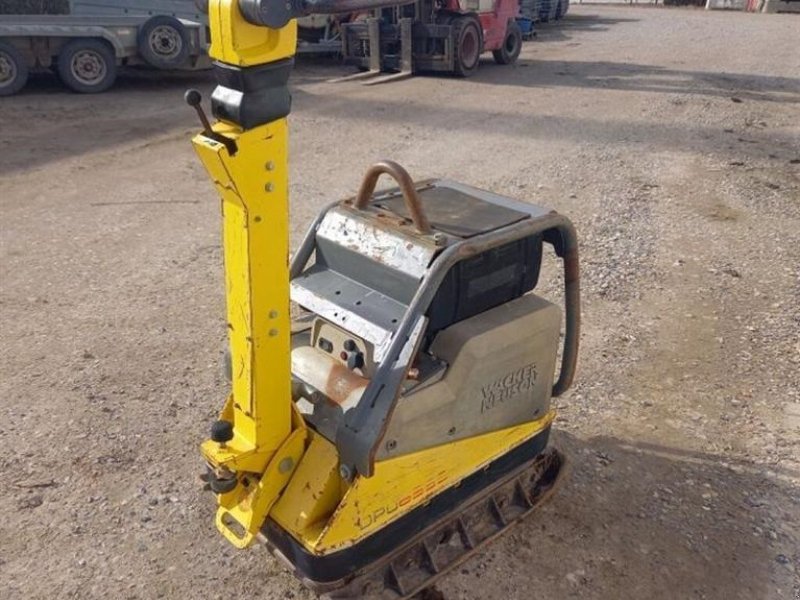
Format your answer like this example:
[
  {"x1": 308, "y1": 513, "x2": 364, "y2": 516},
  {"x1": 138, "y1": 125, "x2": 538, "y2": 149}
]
[{"x1": 323, "y1": 361, "x2": 369, "y2": 407}]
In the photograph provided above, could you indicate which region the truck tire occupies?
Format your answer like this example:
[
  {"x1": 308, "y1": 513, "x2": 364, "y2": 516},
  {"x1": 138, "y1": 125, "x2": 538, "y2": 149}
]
[
  {"x1": 0, "y1": 41, "x2": 28, "y2": 97},
  {"x1": 453, "y1": 16, "x2": 482, "y2": 78},
  {"x1": 137, "y1": 16, "x2": 190, "y2": 69},
  {"x1": 492, "y1": 21, "x2": 522, "y2": 65},
  {"x1": 57, "y1": 38, "x2": 117, "y2": 94},
  {"x1": 539, "y1": 0, "x2": 552, "y2": 22}
]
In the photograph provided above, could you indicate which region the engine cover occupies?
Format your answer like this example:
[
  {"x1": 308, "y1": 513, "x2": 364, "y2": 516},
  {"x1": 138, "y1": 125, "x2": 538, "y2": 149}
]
[
  {"x1": 376, "y1": 293, "x2": 561, "y2": 459},
  {"x1": 288, "y1": 173, "x2": 579, "y2": 476}
]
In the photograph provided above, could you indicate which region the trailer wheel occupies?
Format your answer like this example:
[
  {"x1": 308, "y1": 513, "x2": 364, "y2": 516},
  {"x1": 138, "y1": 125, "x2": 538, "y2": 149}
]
[
  {"x1": 57, "y1": 38, "x2": 117, "y2": 94},
  {"x1": 0, "y1": 41, "x2": 28, "y2": 97},
  {"x1": 453, "y1": 16, "x2": 482, "y2": 77},
  {"x1": 138, "y1": 16, "x2": 190, "y2": 69},
  {"x1": 492, "y1": 21, "x2": 522, "y2": 65}
]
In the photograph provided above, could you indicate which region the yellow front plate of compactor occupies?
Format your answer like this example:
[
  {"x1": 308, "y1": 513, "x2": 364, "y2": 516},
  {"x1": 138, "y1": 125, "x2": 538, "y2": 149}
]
[{"x1": 270, "y1": 410, "x2": 556, "y2": 555}]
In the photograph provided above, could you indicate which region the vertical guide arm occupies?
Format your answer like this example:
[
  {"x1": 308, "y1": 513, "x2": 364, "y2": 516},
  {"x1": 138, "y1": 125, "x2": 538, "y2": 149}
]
[
  {"x1": 194, "y1": 122, "x2": 294, "y2": 471},
  {"x1": 191, "y1": 0, "x2": 302, "y2": 548},
  {"x1": 195, "y1": 0, "x2": 297, "y2": 475},
  {"x1": 192, "y1": 0, "x2": 422, "y2": 549}
]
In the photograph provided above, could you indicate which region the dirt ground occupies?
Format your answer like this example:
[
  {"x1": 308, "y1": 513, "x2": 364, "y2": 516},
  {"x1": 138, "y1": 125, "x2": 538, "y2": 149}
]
[{"x1": 1, "y1": 5, "x2": 798, "y2": 600}]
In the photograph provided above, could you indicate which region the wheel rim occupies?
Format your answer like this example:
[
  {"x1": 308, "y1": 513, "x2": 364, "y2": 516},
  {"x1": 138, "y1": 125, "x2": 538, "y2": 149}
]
[
  {"x1": 461, "y1": 27, "x2": 479, "y2": 69},
  {"x1": 0, "y1": 51, "x2": 17, "y2": 89},
  {"x1": 71, "y1": 50, "x2": 106, "y2": 85},
  {"x1": 149, "y1": 25, "x2": 183, "y2": 59}
]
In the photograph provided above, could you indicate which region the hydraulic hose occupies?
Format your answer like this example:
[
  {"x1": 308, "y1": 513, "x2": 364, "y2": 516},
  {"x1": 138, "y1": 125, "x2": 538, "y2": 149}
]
[{"x1": 238, "y1": 0, "x2": 416, "y2": 28}]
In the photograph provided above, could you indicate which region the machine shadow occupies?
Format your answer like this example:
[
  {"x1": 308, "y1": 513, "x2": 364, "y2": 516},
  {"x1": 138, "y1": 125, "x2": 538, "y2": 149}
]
[
  {"x1": 0, "y1": 68, "x2": 217, "y2": 176},
  {"x1": 476, "y1": 58, "x2": 800, "y2": 104},
  {"x1": 9, "y1": 66, "x2": 214, "y2": 97},
  {"x1": 291, "y1": 87, "x2": 799, "y2": 163},
  {"x1": 0, "y1": 63, "x2": 339, "y2": 176},
  {"x1": 461, "y1": 431, "x2": 797, "y2": 600},
  {"x1": 533, "y1": 11, "x2": 641, "y2": 42}
]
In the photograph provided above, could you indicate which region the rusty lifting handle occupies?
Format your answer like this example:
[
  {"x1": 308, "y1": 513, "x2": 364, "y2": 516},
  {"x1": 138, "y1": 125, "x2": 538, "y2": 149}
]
[{"x1": 353, "y1": 160, "x2": 433, "y2": 235}]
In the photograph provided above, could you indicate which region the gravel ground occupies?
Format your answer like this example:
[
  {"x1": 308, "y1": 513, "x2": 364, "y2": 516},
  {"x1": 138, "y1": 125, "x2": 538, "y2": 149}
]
[{"x1": 1, "y1": 6, "x2": 798, "y2": 600}]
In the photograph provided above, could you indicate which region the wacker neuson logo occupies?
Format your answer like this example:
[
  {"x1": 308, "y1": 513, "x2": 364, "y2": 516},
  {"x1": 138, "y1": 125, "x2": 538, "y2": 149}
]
[{"x1": 480, "y1": 363, "x2": 537, "y2": 413}]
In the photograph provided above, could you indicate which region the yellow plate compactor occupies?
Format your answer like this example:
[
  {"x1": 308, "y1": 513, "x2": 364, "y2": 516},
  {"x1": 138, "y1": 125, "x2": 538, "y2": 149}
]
[{"x1": 188, "y1": 1, "x2": 580, "y2": 597}]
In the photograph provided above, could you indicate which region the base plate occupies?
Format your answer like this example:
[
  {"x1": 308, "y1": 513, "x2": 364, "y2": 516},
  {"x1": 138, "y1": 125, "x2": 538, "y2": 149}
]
[{"x1": 260, "y1": 426, "x2": 564, "y2": 597}]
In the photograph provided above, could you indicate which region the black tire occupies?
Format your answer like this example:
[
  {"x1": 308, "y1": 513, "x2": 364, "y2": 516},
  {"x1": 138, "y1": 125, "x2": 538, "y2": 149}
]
[
  {"x1": 492, "y1": 21, "x2": 522, "y2": 65},
  {"x1": 0, "y1": 41, "x2": 29, "y2": 97},
  {"x1": 555, "y1": 0, "x2": 568, "y2": 19},
  {"x1": 453, "y1": 16, "x2": 482, "y2": 78},
  {"x1": 539, "y1": 0, "x2": 552, "y2": 22},
  {"x1": 57, "y1": 38, "x2": 117, "y2": 94},
  {"x1": 137, "y1": 15, "x2": 190, "y2": 69}
]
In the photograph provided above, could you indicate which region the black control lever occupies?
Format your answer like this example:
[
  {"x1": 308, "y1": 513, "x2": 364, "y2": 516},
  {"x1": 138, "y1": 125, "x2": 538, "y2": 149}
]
[
  {"x1": 185, "y1": 88, "x2": 213, "y2": 136},
  {"x1": 184, "y1": 89, "x2": 237, "y2": 155}
]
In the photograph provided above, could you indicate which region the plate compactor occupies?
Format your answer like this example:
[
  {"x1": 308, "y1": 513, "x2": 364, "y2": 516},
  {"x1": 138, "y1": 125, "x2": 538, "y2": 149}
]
[{"x1": 189, "y1": 1, "x2": 580, "y2": 597}]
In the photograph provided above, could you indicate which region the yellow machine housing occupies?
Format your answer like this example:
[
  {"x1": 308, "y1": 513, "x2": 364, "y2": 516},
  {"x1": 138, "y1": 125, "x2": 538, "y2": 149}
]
[{"x1": 188, "y1": 0, "x2": 580, "y2": 595}]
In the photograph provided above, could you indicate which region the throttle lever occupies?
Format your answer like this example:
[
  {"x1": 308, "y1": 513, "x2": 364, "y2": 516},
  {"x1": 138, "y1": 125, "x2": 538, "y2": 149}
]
[
  {"x1": 185, "y1": 88, "x2": 213, "y2": 135},
  {"x1": 184, "y1": 89, "x2": 237, "y2": 155}
]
